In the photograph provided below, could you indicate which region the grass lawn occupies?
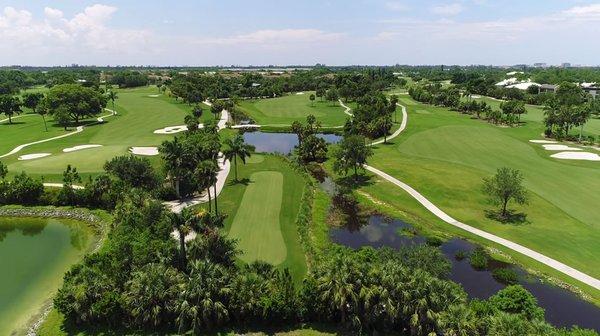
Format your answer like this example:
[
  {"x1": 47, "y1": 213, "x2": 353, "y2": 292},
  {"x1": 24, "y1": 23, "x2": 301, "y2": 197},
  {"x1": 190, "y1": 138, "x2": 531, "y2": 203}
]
[
  {"x1": 3, "y1": 86, "x2": 212, "y2": 182},
  {"x1": 237, "y1": 92, "x2": 349, "y2": 127},
  {"x1": 470, "y1": 95, "x2": 600, "y2": 137},
  {"x1": 197, "y1": 154, "x2": 308, "y2": 282},
  {"x1": 352, "y1": 96, "x2": 600, "y2": 299},
  {"x1": 228, "y1": 171, "x2": 287, "y2": 264}
]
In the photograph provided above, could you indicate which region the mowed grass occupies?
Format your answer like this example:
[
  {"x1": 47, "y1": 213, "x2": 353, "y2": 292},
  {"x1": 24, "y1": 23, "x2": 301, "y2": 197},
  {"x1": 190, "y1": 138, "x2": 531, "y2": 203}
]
[
  {"x1": 362, "y1": 96, "x2": 600, "y2": 286},
  {"x1": 3, "y1": 86, "x2": 210, "y2": 182},
  {"x1": 196, "y1": 154, "x2": 307, "y2": 282},
  {"x1": 471, "y1": 95, "x2": 600, "y2": 137},
  {"x1": 237, "y1": 92, "x2": 348, "y2": 127},
  {"x1": 229, "y1": 171, "x2": 287, "y2": 264}
]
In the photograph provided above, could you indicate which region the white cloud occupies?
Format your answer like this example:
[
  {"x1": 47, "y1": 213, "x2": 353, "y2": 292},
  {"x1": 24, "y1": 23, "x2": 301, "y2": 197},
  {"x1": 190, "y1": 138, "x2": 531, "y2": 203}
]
[
  {"x1": 385, "y1": 1, "x2": 409, "y2": 11},
  {"x1": 563, "y1": 3, "x2": 600, "y2": 19},
  {"x1": 431, "y1": 3, "x2": 464, "y2": 16},
  {"x1": 44, "y1": 7, "x2": 63, "y2": 20}
]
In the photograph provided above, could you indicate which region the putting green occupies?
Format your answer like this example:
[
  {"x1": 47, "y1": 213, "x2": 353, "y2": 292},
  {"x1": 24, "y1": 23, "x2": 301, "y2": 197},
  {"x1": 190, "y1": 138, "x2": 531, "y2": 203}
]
[
  {"x1": 228, "y1": 171, "x2": 287, "y2": 264},
  {"x1": 237, "y1": 92, "x2": 348, "y2": 127}
]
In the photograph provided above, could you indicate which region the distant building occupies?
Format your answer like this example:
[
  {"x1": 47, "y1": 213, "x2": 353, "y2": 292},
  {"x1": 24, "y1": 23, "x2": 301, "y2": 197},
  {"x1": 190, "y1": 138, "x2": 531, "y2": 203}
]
[
  {"x1": 561, "y1": 63, "x2": 572, "y2": 68},
  {"x1": 539, "y1": 84, "x2": 558, "y2": 93},
  {"x1": 533, "y1": 63, "x2": 547, "y2": 68}
]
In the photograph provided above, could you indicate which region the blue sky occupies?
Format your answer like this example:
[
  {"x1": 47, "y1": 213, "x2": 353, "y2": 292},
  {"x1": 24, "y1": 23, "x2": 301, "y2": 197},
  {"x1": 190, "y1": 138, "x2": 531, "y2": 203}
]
[{"x1": 0, "y1": 0, "x2": 599, "y2": 66}]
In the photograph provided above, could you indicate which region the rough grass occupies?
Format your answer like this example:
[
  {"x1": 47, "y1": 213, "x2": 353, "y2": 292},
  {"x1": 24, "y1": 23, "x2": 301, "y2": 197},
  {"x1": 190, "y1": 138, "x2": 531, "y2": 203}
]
[{"x1": 228, "y1": 171, "x2": 287, "y2": 264}]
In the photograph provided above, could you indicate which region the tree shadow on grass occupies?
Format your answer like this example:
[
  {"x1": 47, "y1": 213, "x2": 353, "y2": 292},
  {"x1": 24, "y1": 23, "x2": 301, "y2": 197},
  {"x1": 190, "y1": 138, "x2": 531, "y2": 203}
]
[
  {"x1": 485, "y1": 209, "x2": 529, "y2": 225},
  {"x1": 335, "y1": 173, "x2": 374, "y2": 190},
  {"x1": 228, "y1": 177, "x2": 251, "y2": 186},
  {"x1": 0, "y1": 121, "x2": 26, "y2": 125}
]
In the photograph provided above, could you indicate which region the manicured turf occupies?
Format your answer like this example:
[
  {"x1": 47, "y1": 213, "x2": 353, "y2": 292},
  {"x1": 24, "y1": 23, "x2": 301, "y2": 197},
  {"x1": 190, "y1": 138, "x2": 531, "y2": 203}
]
[
  {"x1": 356, "y1": 96, "x2": 600, "y2": 296},
  {"x1": 3, "y1": 86, "x2": 211, "y2": 182},
  {"x1": 197, "y1": 155, "x2": 307, "y2": 281},
  {"x1": 229, "y1": 171, "x2": 287, "y2": 264},
  {"x1": 471, "y1": 95, "x2": 600, "y2": 137},
  {"x1": 237, "y1": 92, "x2": 349, "y2": 127}
]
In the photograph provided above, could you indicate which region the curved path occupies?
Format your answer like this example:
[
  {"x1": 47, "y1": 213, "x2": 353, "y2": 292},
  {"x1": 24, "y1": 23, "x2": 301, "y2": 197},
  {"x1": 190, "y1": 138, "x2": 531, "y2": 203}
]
[
  {"x1": 358, "y1": 103, "x2": 600, "y2": 290},
  {"x1": 338, "y1": 99, "x2": 354, "y2": 116},
  {"x1": 0, "y1": 108, "x2": 117, "y2": 159}
]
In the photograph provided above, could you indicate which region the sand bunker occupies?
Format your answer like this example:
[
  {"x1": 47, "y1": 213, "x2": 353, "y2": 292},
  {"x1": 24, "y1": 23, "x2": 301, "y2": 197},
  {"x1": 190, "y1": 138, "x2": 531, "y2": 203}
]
[
  {"x1": 551, "y1": 152, "x2": 600, "y2": 161},
  {"x1": 154, "y1": 125, "x2": 188, "y2": 134},
  {"x1": 148, "y1": 94, "x2": 160, "y2": 97},
  {"x1": 63, "y1": 144, "x2": 103, "y2": 153},
  {"x1": 130, "y1": 147, "x2": 159, "y2": 156},
  {"x1": 529, "y1": 140, "x2": 558, "y2": 144},
  {"x1": 296, "y1": 92, "x2": 305, "y2": 95},
  {"x1": 18, "y1": 153, "x2": 51, "y2": 160},
  {"x1": 542, "y1": 144, "x2": 582, "y2": 151}
]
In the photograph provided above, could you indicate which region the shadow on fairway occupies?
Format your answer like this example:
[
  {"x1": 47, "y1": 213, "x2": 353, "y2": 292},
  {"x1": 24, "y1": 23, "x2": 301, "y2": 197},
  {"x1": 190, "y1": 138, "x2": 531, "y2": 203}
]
[
  {"x1": 228, "y1": 177, "x2": 251, "y2": 186},
  {"x1": 0, "y1": 121, "x2": 26, "y2": 125},
  {"x1": 485, "y1": 209, "x2": 529, "y2": 225}
]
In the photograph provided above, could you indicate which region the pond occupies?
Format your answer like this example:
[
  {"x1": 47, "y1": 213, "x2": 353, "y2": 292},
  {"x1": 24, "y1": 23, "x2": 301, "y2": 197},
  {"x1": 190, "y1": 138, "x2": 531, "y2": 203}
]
[
  {"x1": 0, "y1": 216, "x2": 94, "y2": 335},
  {"x1": 330, "y1": 215, "x2": 600, "y2": 332},
  {"x1": 243, "y1": 131, "x2": 341, "y2": 154}
]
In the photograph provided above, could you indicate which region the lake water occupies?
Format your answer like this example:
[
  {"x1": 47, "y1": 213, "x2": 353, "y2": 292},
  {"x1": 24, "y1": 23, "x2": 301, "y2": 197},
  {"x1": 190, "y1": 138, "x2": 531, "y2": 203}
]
[
  {"x1": 243, "y1": 131, "x2": 341, "y2": 154},
  {"x1": 330, "y1": 215, "x2": 600, "y2": 331},
  {"x1": 0, "y1": 216, "x2": 93, "y2": 335}
]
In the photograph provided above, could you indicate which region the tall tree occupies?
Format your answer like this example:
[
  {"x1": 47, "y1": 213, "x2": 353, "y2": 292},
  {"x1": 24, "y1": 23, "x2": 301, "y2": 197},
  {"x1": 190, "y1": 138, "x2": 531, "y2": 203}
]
[
  {"x1": 483, "y1": 167, "x2": 528, "y2": 218},
  {"x1": 160, "y1": 138, "x2": 186, "y2": 198},
  {"x1": 309, "y1": 93, "x2": 316, "y2": 106},
  {"x1": 23, "y1": 92, "x2": 48, "y2": 131},
  {"x1": 41, "y1": 84, "x2": 106, "y2": 126},
  {"x1": 222, "y1": 134, "x2": 254, "y2": 182},
  {"x1": 333, "y1": 135, "x2": 373, "y2": 178},
  {"x1": 106, "y1": 90, "x2": 118, "y2": 111},
  {"x1": 0, "y1": 94, "x2": 22, "y2": 124},
  {"x1": 169, "y1": 208, "x2": 201, "y2": 269},
  {"x1": 195, "y1": 160, "x2": 218, "y2": 213}
]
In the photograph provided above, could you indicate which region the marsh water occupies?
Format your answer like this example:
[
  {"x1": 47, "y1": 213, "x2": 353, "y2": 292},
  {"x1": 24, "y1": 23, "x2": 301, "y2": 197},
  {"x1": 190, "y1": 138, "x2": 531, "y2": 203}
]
[
  {"x1": 329, "y1": 214, "x2": 600, "y2": 331},
  {"x1": 243, "y1": 131, "x2": 341, "y2": 154},
  {"x1": 0, "y1": 217, "x2": 93, "y2": 335}
]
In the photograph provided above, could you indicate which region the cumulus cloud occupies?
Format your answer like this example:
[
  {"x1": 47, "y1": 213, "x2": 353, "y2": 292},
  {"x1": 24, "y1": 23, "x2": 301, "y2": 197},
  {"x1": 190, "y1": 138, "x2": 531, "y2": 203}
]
[
  {"x1": 431, "y1": 3, "x2": 464, "y2": 16},
  {"x1": 0, "y1": 4, "x2": 153, "y2": 64}
]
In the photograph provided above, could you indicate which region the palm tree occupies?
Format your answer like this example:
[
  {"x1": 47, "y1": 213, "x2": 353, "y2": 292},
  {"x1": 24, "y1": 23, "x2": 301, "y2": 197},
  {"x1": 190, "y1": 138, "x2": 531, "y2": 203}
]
[
  {"x1": 317, "y1": 255, "x2": 358, "y2": 324},
  {"x1": 123, "y1": 263, "x2": 183, "y2": 327},
  {"x1": 107, "y1": 90, "x2": 118, "y2": 111},
  {"x1": 222, "y1": 134, "x2": 254, "y2": 181},
  {"x1": 168, "y1": 208, "x2": 201, "y2": 269},
  {"x1": 160, "y1": 138, "x2": 185, "y2": 198},
  {"x1": 176, "y1": 260, "x2": 230, "y2": 332},
  {"x1": 196, "y1": 160, "x2": 218, "y2": 213}
]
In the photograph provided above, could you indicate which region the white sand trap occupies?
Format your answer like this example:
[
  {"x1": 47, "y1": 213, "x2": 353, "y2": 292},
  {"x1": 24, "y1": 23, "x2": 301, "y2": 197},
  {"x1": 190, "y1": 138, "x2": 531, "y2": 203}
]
[
  {"x1": 543, "y1": 144, "x2": 582, "y2": 151},
  {"x1": 130, "y1": 147, "x2": 159, "y2": 156},
  {"x1": 18, "y1": 153, "x2": 51, "y2": 160},
  {"x1": 63, "y1": 144, "x2": 103, "y2": 153},
  {"x1": 296, "y1": 92, "x2": 305, "y2": 95},
  {"x1": 471, "y1": 95, "x2": 482, "y2": 99},
  {"x1": 148, "y1": 94, "x2": 160, "y2": 97},
  {"x1": 551, "y1": 152, "x2": 600, "y2": 161},
  {"x1": 529, "y1": 139, "x2": 558, "y2": 144},
  {"x1": 154, "y1": 125, "x2": 188, "y2": 134}
]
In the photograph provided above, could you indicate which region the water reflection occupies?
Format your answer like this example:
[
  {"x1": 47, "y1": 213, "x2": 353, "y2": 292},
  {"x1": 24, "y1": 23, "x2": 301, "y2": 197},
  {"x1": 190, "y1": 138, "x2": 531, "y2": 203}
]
[
  {"x1": 243, "y1": 131, "x2": 341, "y2": 154},
  {"x1": 0, "y1": 218, "x2": 47, "y2": 242},
  {"x1": 330, "y1": 215, "x2": 600, "y2": 331}
]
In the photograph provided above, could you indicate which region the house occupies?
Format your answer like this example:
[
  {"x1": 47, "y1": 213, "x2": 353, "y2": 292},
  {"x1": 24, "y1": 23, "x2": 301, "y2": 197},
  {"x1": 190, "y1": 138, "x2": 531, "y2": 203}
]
[
  {"x1": 539, "y1": 84, "x2": 557, "y2": 93},
  {"x1": 581, "y1": 84, "x2": 599, "y2": 98}
]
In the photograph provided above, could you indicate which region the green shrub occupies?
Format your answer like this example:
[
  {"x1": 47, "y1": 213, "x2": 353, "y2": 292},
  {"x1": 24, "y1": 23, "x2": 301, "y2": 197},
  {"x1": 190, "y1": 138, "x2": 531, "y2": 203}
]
[
  {"x1": 455, "y1": 250, "x2": 466, "y2": 261},
  {"x1": 492, "y1": 268, "x2": 518, "y2": 285},
  {"x1": 469, "y1": 247, "x2": 489, "y2": 270}
]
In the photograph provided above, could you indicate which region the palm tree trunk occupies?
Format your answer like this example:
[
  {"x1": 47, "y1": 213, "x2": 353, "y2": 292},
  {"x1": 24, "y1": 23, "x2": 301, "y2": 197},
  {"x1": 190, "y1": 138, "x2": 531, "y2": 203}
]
[
  {"x1": 8, "y1": 114, "x2": 12, "y2": 124},
  {"x1": 207, "y1": 187, "x2": 212, "y2": 212},
  {"x1": 178, "y1": 230, "x2": 187, "y2": 268},
  {"x1": 234, "y1": 155, "x2": 238, "y2": 181},
  {"x1": 213, "y1": 183, "x2": 218, "y2": 213},
  {"x1": 579, "y1": 124, "x2": 584, "y2": 142},
  {"x1": 42, "y1": 114, "x2": 48, "y2": 132},
  {"x1": 175, "y1": 179, "x2": 181, "y2": 199}
]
